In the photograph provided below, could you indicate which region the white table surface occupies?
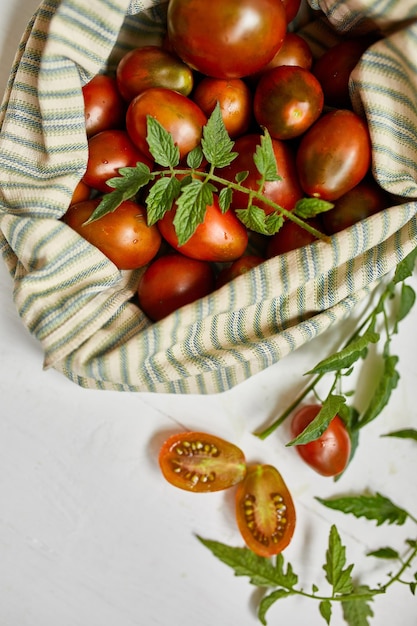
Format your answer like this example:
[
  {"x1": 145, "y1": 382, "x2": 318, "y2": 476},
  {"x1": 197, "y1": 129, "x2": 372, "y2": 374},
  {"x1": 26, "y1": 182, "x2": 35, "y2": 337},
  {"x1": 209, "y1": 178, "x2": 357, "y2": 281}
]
[{"x1": 1, "y1": 2, "x2": 416, "y2": 625}]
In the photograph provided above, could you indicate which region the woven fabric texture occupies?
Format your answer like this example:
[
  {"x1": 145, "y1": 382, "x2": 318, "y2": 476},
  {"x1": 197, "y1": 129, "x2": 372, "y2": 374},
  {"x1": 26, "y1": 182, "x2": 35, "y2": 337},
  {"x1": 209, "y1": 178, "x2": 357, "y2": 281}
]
[{"x1": 0, "y1": 0, "x2": 416, "y2": 394}]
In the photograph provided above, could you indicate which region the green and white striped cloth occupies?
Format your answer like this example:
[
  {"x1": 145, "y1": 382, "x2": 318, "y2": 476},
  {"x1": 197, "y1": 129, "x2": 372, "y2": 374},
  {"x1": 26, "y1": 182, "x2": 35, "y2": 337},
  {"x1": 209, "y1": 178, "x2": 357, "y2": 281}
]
[{"x1": 0, "y1": 0, "x2": 416, "y2": 394}]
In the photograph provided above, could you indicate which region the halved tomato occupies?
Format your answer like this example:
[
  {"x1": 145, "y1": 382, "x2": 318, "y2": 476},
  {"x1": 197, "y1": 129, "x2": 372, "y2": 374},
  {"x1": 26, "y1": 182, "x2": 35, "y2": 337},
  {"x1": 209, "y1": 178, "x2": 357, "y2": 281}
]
[
  {"x1": 159, "y1": 432, "x2": 247, "y2": 492},
  {"x1": 235, "y1": 464, "x2": 296, "y2": 557}
]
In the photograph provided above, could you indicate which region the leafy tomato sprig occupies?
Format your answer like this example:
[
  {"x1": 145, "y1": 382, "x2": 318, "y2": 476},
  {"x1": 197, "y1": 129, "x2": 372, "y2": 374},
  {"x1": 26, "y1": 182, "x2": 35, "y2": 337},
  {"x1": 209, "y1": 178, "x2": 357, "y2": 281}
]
[{"x1": 84, "y1": 102, "x2": 332, "y2": 245}]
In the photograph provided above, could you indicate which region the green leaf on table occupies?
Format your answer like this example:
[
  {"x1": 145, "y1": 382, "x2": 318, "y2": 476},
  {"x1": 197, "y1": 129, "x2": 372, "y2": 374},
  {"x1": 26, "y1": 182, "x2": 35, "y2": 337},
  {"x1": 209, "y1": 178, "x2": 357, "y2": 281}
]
[
  {"x1": 316, "y1": 492, "x2": 409, "y2": 526},
  {"x1": 392, "y1": 246, "x2": 417, "y2": 284},
  {"x1": 146, "y1": 115, "x2": 180, "y2": 167},
  {"x1": 323, "y1": 525, "x2": 354, "y2": 596},
  {"x1": 258, "y1": 588, "x2": 295, "y2": 625},
  {"x1": 396, "y1": 283, "x2": 416, "y2": 324},
  {"x1": 319, "y1": 599, "x2": 332, "y2": 625},
  {"x1": 201, "y1": 102, "x2": 237, "y2": 168},
  {"x1": 358, "y1": 354, "x2": 400, "y2": 427},
  {"x1": 253, "y1": 129, "x2": 281, "y2": 182},
  {"x1": 294, "y1": 197, "x2": 334, "y2": 219},
  {"x1": 236, "y1": 205, "x2": 284, "y2": 236},
  {"x1": 367, "y1": 547, "x2": 400, "y2": 559},
  {"x1": 286, "y1": 394, "x2": 346, "y2": 446},
  {"x1": 341, "y1": 585, "x2": 375, "y2": 626},
  {"x1": 146, "y1": 175, "x2": 181, "y2": 225},
  {"x1": 381, "y1": 428, "x2": 417, "y2": 441}
]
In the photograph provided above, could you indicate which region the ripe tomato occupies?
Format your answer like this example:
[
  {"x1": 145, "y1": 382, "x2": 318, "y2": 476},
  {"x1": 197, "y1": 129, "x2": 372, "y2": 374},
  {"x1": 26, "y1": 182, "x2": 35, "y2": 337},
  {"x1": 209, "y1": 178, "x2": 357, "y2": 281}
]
[
  {"x1": 126, "y1": 87, "x2": 207, "y2": 161},
  {"x1": 82, "y1": 74, "x2": 125, "y2": 138},
  {"x1": 191, "y1": 77, "x2": 253, "y2": 139},
  {"x1": 70, "y1": 179, "x2": 91, "y2": 205},
  {"x1": 137, "y1": 253, "x2": 215, "y2": 320},
  {"x1": 321, "y1": 176, "x2": 389, "y2": 235},
  {"x1": 158, "y1": 432, "x2": 247, "y2": 492},
  {"x1": 290, "y1": 404, "x2": 351, "y2": 477},
  {"x1": 281, "y1": 0, "x2": 302, "y2": 23},
  {"x1": 296, "y1": 109, "x2": 372, "y2": 201},
  {"x1": 235, "y1": 464, "x2": 296, "y2": 557},
  {"x1": 157, "y1": 195, "x2": 249, "y2": 262},
  {"x1": 266, "y1": 217, "x2": 321, "y2": 257},
  {"x1": 82, "y1": 129, "x2": 153, "y2": 193},
  {"x1": 254, "y1": 65, "x2": 324, "y2": 140},
  {"x1": 167, "y1": 0, "x2": 287, "y2": 79},
  {"x1": 116, "y1": 45, "x2": 194, "y2": 102},
  {"x1": 263, "y1": 32, "x2": 313, "y2": 72},
  {"x1": 63, "y1": 199, "x2": 161, "y2": 270},
  {"x1": 219, "y1": 133, "x2": 303, "y2": 214},
  {"x1": 215, "y1": 255, "x2": 264, "y2": 289}
]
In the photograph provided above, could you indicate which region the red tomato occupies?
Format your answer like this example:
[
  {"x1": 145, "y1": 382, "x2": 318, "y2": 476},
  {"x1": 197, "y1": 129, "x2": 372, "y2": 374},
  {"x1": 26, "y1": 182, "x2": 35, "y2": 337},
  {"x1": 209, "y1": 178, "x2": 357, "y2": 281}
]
[
  {"x1": 290, "y1": 404, "x2": 351, "y2": 477},
  {"x1": 82, "y1": 74, "x2": 125, "y2": 138},
  {"x1": 167, "y1": 0, "x2": 287, "y2": 79},
  {"x1": 235, "y1": 464, "x2": 296, "y2": 557},
  {"x1": 63, "y1": 199, "x2": 161, "y2": 270},
  {"x1": 191, "y1": 77, "x2": 253, "y2": 139},
  {"x1": 313, "y1": 38, "x2": 372, "y2": 109},
  {"x1": 254, "y1": 65, "x2": 324, "y2": 140},
  {"x1": 266, "y1": 218, "x2": 321, "y2": 257},
  {"x1": 215, "y1": 255, "x2": 264, "y2": 289},
  {"x1": 281, "y1": 0, "x2": 302, "y2": 23},
  {"x1": 70, "y1": 179, "x2": 91, "y2": 205},
  {"x1": 137, "y1": 253, "x2": 215, "y2": 320},
  {"x1": 158, "y1": 432, "x2": 247, "y2": 492},
  {"x1": 116, "y1": 45, "x2": 194, "y2": 102},
  {"x1": 296, "y1": 109, "x2": 372, "y2": 201},
  {"x1": 219, "y1": 133, "x2": 303, "y2": 214},
  {"x1": 321, "y1": 176, "x2": 389, "y2": 235},
  {"x1": 126, "y1": 87, "x2": 207, "y2": 161},
  {"x1": 158, "y1": 195, "x2": 249, "y2": 262},
  {"x1": 262, "y1": 32, "x2": 313, "y2": 72},
  {"x1": 82, "y1": 129, "x2": 153, "y2": 193}
]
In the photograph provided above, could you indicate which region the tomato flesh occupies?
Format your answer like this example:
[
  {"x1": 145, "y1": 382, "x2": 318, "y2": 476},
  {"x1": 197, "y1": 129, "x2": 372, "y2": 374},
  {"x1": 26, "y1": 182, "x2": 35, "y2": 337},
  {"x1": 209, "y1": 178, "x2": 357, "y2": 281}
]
[
  {"x1": 235, "y1": 464, "x2": 296, "y2": 557},
  {"x1": 159, "y1": 432, "x2": 247, "y2": 492}
]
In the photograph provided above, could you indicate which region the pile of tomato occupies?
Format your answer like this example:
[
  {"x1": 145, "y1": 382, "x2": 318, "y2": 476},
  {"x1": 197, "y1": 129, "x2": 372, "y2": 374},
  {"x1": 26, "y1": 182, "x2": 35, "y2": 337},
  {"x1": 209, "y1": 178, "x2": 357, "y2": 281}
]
[{"x1": 63, "y1": 0, "x2": 390, "y2": 322}]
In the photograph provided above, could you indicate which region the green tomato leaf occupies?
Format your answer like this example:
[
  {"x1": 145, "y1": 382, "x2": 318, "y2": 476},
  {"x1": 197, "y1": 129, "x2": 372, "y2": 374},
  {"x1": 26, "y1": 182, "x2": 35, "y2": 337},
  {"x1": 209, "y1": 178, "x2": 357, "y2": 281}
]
[
  {"x1": 253, "y1": 129, "x2": 281, "y2": 182},
  {"x1": 236, "y1": 205, "x2": 284, "y2": 235},
  {"x1": 219, "y1": 186, "x2": 233, "y2": 213},
  {"x1": 316, "y1": 492, "x2": 409, "y2": 526},
  {"x1": 286, "y1": 394, "x2": 346, "y2": 447},
  {"x1": 173, "y1": 180, "x2": 216, "y2": 246},
  {"x1": 294, "y1": 197, "x2": 334, "y2": 219},
  {"x1": 392, "y1": 246, "x2": 417, "y2": 284},
  {"x1": 323, "y1": 525, "x2": 354, "y2": 596},
  {"x1": 319, "y1": 599, "x2": 332, "y2": 625},
  {"x1": 187, "y1": 145, "x2": 204, "y2": 169},
  {"x1": 258, "y1": 589, "x2": 294, "y2": 626},
  {"x1": 367, "y1": 547, "x2": 400, "y2": 559},
  {"x1": 381, "y1": 428, "x2": 417, "y2": 441},
  {"x1": 358, "y1": 354, "x2": 400, "y2": 427},
  {"x1": 146, "y1": 176, "x2": 181, "y2": 225},
  {"x1": 235, "y1": 170, "x2": 249, "y2": 184},
  {"x1": 146, "y1": 115, "x2": 180, "y2": 167},
  {"x1": 396, "y1": 283, "x2": 416, "y2": 323},
  {"x1": 201, "y1": 101, "x2": 237, "y2": 168},
  {"x1": 341, "y1": 586, "x2": 374, "y2": 626}
]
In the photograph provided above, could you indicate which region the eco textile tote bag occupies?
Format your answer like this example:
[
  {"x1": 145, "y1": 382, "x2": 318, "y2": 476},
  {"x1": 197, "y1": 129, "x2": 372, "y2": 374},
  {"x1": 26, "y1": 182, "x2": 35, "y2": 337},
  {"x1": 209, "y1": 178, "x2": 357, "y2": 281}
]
[{"x1": 0, "y1": 0, "x2": 416, "y2": 394}]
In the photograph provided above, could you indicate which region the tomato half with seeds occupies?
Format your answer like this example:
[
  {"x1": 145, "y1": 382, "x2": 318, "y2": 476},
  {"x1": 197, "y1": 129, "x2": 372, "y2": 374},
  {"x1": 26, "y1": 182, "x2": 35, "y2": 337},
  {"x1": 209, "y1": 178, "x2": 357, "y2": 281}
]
[
  {"x1": 290, "y1": 404, "x2": 351, "y2": 477},
  {"x1": 159, "y1": 432, "x2": 247, "y2": 492},
  {"x1": 235, "y1": 464, "x2": 296, "y2": 557}
]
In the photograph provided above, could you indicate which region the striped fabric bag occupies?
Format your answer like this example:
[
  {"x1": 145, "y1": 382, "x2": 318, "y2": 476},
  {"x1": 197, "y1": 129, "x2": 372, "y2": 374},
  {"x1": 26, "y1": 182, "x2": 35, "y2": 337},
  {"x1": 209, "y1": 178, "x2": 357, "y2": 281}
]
[{"x1": 0, "y1": 0, "x2": 416, "y2": 394}]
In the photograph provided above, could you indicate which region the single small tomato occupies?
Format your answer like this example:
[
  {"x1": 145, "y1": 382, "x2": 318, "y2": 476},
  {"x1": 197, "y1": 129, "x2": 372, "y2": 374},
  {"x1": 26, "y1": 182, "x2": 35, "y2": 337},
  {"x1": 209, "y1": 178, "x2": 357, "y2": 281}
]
[
  {"x1": 126, "y1": 87, "x2": 207, "y2": 161},
  {"x1": 82, "y1": 74, "x2": 126, "y2": 138},
  {"x1": 138, "y1": 253, "x2": 215, "y2": 321},
  {"x1": 219, "y1": 133, "x2": 303, "y2": 214},
  {"x1": 296, "y1": 109, "x2": 372, "y2": 201},
  {"x1": 290, "y1": 404, "x2": 351, "y2": 477},
  {"x1": 63, "y1": 199, "x2": 161, "y2": 270},
  {"x1": 82, "y1": 129, "x2": 153, "y2": 193},
  {"x1": 281, "y1": 0, "x2": 302, "y2": 23},
  {"x1": 167, "y1": 0, "x2": 287, "y2": 79},
  {"x1": 251, "y1": 33, "x2": 313, "y2": 81},
  {"x1": 157, "y1": 195, "x2": 249, "y2": 262},
  {"x1": 70, "y1": 179, "x2": 91, "y2": 205},
  {"x1": 254, "y1": 65, "x2": 324, "y2": 140},
  {"x1": 266, "y1": 217, "x2": 321, "y2": 257},
  {"x1": 116, "y1": 45, "x2": 194, "y2": 101},
  {"x1": 215, "y1": 255, "x2": 264, "y2": 289},
  {"x1": 158, "y1": 432, "x2": 247, "y2": 492},
  {"x1": 235, "y1": 464, "x2": 296, "y2": 557},
  {"x1": 191, "y1": 77, "x2": 253, "y2": 139}
]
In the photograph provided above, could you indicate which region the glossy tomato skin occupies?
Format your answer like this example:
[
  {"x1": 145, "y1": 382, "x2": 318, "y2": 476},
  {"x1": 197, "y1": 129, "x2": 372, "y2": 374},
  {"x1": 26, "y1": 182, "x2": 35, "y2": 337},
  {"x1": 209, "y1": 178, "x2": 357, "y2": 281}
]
[
  {"x1": 137, "y1": 253, "x2": 215, "y2": 321},
  {"x1": 235, "y1": 464, "x2": 296, "y2": 557},
  {"x1": 63, "y1": 199, "x2": 161, "y2": 270},
  {"x1": 281, "y1": 0, "x2": 302, "y2": 23},
  {"x1": 159, "y1": 432, "x2": 247, "y2": 492},
  {"x1": 82, "y1": 74, "x2": 125, "y2": 138},
  {"x1": 126, "y1": 87, "x2": 207, "y2": 161},
  {"x1": 291, "y1": 404, "x2": 351, "y2": 477},
  {"x1": 219, "y1": 133, "x2": 303, "y2": 214},
  {"x1": 215, "y1": 255, "x2": 264, "y2": 289},
  {"x1": 296, "y1": 109, "x2": 372, "y2": 201},
  {"x1": 167, "y1": 0, "x2": 287, "y2": 79},
  {"x1": 254, "y1": 65, "x2": 324, "y2": 140},
  {"x1": 192, "y1": 77, "x2": 253, "y2": 139},
  {"x1": 116, "y1": 45, "x2": 194, "y2": 102},
  {"x1": 158, "y1": 195, "x2": 249, "y2": 262},
  {"x1": 321, "y1": 176, "x2": 389, "y2": 235},
  {"x1": 83, "y1": 129, "x2": 153, "y2": 193},
  {"x1": 266, "y1": 217, "x2": 321, "y2": 257},
  {"x1": 70, "y1": 179, "x2": 91, "y2": 205}
]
